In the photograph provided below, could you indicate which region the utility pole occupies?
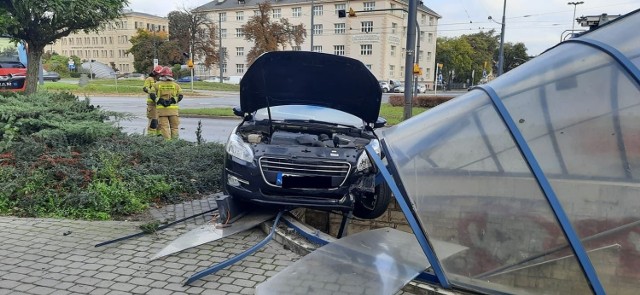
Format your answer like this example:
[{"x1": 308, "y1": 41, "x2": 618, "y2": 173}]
[
  {"x1": 497, "y1": 0, "x2": 507, "y2": 76},
  {"x1": 403, "y1": 0, "x2": 418, "y2": 120},
  {"x1": 219, "y1": 13, "x2": 224, "y2": 83},
  {"x1": 310, "y1": 0, "x2": 315, "y2": 51}
]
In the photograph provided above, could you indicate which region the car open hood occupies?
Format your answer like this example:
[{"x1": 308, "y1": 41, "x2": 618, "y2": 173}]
[{"x1": 240, "y1": 51, "x2": 382, "y2": 123}]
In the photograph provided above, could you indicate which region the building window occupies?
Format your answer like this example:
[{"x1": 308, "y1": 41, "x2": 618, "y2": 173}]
[
  {"x1": 389, "y1": 65, "x2": 394, "y2": 77},
  {"x1": 427, "y1": 51, "x2": 432, "y2": 61},
  {"x1": 363, "y1": 2, "x2": 375, "y2": 11},
  {"x1": 219, "y1": 12, "x2": 227, "y2": 21},
  {"x1": 426, "y1": 68, "x2": 430, "y2": 77},
  {"x1": 272, "y1": 8, "x2": 281, "y2": 18},
  {"x1": 428, "y1": 33, "x2": 433, "y2": 43},
  {"x1": 390, "y1": 45, "x2": 396, "y2": 56},
  {"x1": 236, "y1": 28, "x2": 244, "y2": 38},
  {"x1": 312, "y1": 46, "x2": 323, "y2": 53},
  {"x1": 334, "y1": 3, "x2": 346, "y2": 15},
  {"x1": 401, "y1": 66, "x2": 404, "y2": 77},
  {"x1": 334, "y1": 23, "x2": 346, "y2": 34},
  {"x1": 221, "y1": 63, "x2": 227, "y2": 74},
  {"x1": 361, "y1": 21, "x2": 373, "y2": 33},
  {"x1": 236, "y1": 47, "x2": 244, "y2": 56},
  {"x1": 334, "y1": 45, "x2": 345, "y2": 56},
  {"x1": 313, "y1": 24, "x2": 323, "y2": 35},
  {"x1": 291, "y1": 46, "x2": 301, "y2": 51},
  {"x1": 419, "y1": 50, "x2": 423, "y2": 61},
  {"x1": 360, "y1": 44, "x2": 372, "y2": 55},
  {"x1": 221, "y1": 29, "x2": 227, "y2": 38},
  {"x1": 292, "y1": 7, "x2": 301, "y2": 18},
  {"x1": 429, "y1": 16, "x2": 435, "y2": 26},
  {"x1": 236, "y1": 11, "x2": 244, "y2": 21},
  {"x1": 421, "y1": 14, "x2": 426, "y2": 25},
  {"x1": 420, "y1": 31, "x2": 425, "y2": 40},
  {"x1": 392, "y1": 23, "x2": 397, "y2": 34},
  {"x1": 313, "y1": 5, "x2": 323, "y2": 16},
  {"x1": 236, "y1": 64, "x2": 244, "y2": 74}
]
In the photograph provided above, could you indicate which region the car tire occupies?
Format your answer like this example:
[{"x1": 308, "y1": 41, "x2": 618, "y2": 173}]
[
  {"x1": 382, "y1": 88, "x2": 388, "y2": 93},
  {"x1": 353, "y1": 182, "x2": 392, "y2": 219}
]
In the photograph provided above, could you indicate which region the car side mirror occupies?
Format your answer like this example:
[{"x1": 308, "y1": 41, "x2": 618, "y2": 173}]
[
  {"x1": 232, "y1": 106, "x2": 245, "y2": 117},
  {"x1": 374, "y1": 117, "x2": 387, "y2": 128}
]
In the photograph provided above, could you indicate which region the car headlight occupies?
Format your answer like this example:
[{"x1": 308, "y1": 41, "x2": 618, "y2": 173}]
[
  {"x1": 356, "y1": 139, "x2": 381, "y2": 172},
  {"x1": 226, "y1": 133, "x2": 254, "y2": 162}
]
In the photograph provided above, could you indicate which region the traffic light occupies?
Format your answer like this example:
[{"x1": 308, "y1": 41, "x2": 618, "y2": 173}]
[{"x1": 338, "y1": 8, "x2": 357, "y2": 18}]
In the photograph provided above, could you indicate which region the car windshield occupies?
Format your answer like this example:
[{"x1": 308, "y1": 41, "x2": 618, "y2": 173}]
[{"x1": 254, "y1": 105, "x2": 364, "y2": 128}]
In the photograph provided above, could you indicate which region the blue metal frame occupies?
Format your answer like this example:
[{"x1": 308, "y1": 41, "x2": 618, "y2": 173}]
[
  {"x1": 563, "y1": 38, "x2": 640, "y2": 86},
  {"x1": 365, "y1": 144, "x2": 451, "y2": 289},
  {"x1": 184, "y1": 211, "x2": 285, "y2": 286},
  {"x1": 476, "y1": 84, "x2": 605, "y2": 295}
]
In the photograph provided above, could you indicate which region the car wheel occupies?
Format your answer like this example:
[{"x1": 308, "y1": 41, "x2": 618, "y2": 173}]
[
  {"x1": 382, "y1": 88, "x2": 388, "y2": 93},
  {"x1": 353, "y1": 182, "x2": 392, "y2": 219}
]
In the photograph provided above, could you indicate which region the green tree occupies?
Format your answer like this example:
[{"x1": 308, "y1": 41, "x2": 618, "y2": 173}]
[
  {"x1": 435, "y1": 37, "x2": 474, "y2": 84},
  {"x1": 127, "y1": 29, "x2": 182, "y2": 73},
  {"x1": 168, "y1": 9, "x2": 218, "y2": 68},
  {"x1": 241, "y1": 2, "x2": 306, "y2": 65},
  {"x1": 461, "y1": 30, "x2": 499, "y2": 82},
  {"x1": 0, "y1": 0, "x2": 128, "y2": 94},
  {"x1": 503, "y1": 42, "x2": 530, "y2": 72}
]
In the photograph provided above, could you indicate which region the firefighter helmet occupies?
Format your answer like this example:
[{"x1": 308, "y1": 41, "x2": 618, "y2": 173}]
[
  {"x1": 161, "y1": 66, "x2": 173, "y2": 77},
  {"x1": 153, "y1": 65, "x2": 163, "y2": 74}
]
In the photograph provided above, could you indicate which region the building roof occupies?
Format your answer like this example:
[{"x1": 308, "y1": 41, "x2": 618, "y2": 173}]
[
  {"x1": 123, "y1": 10, "x2": 168, "y2": 20},
  {"x1": 195, "y1": 0, "x2": 440, "y2": 18}
]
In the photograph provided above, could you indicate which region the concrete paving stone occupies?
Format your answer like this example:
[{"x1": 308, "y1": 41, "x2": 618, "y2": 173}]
[
  {"x1": 0, "y1": 280, "x2": 20, "y2": 289},
  {"x1": 33, "y1": 278, "x2": 59, "y2": 287},
  {"x1": 229, "y1": 272, "x2": 252, "y2": 280},
  {"x1": 12, "y1": 284, "x2": 34, "y2": 292},
  {"x1": 59, "y1": 275, "x2": 81, "y2": 283},
  {"x1": 93, "y1": 280, "x2": 116, "y2": 289},
  {"x1": 148, "y1": 280, "x2": 168, "y2": 289},
  {"x1": 79, "y1": 263, "x2": 102, "y2": 271},
  {"x1": 67, "y1": 284, "x2": 95, "y2": 293},
  {"x1": 128, "y1": 277, "x2": 154, "y2": 286},
  {"x1": 113, "y1": 275, "x2": 133, "y2": 283},
  {"x1": 2, "y1": 271, "x2": 28, "y2": 281},
  {"x1": 49, "y1": 290, "x2": 72, "y2": 295},
  {"x1": 51, "y1": 282, "x2": 74, "y2": 291},
  {"x1": 110, "y1": 282, "x2": 136, "y2": 293},
  {"x1": 184, "y1": 286, "x2": 205, "y2": 294},
  {"x1": 218, "y1": 283, "x2": 243, "y2": 293},
  {"x1": 248, "y1": 274, "x2": 266, "y2": 282},
  {"x1": 130, "y1": 285, "x2": 151, "y2": 294},
  {"x1": 112, "y1": 267, "x2": 136, "y2": 276},
  {"x1": 105, "y1": 291, "x2": 131, "y2": 295},
  {"x1": 145, "y1": 288, "x2": 174, "y2": 295},
  {"x1": 27, "y1": 286, "x2": 56, "y2": 295},
  {"x1": 232, "y1": 278, "x2": 257, "y2": 288},
  {"x1": 74, "y1": 276, "x2": 101, "y2": 286},
  {"x1": 48, "y1": 259, "x2": 73, "y2": 267}
]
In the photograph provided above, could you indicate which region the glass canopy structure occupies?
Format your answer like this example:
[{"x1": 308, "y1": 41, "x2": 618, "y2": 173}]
[{"x1": 377, "y1": 8, "x2": 640, "y2": 295}]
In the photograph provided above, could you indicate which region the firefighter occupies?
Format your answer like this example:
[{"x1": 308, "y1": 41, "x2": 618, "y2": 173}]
[
  {"x1": 150, "y1": 66, "x2": 183, "y2": 140},
  {"x1": 143, "y1": 65, "x2": 163, "y2": 136}
]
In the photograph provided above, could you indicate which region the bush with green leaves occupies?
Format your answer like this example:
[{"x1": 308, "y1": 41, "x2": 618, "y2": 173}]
[{"x1": 0, "y1": 91, "x2": 225, "y2": 219}]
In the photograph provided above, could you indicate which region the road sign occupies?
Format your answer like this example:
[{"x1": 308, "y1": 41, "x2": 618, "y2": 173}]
[
  {"x1": 413, "y1": 64, "x2": 421, "y2": 74},
  {"x1": 153, "y1": 58, "x2": 159, "y2": 68},
  {"x1": 482, "y1": 69, "x2": 487, "y2": 78},
  {"x1": 438, "y1": 73, "x2": 443, "y2": 82},
  {"x1": 187, "y1": 59, "x2": 194, "y2": 69}
]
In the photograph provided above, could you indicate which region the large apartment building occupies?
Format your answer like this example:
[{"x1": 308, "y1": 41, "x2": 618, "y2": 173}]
[
  {"x1": 195, "y1": 0, "x2": 440, "y2": 88},
  {"x1": 51, "y1": 10, "x2": 168, "y2": 74}
]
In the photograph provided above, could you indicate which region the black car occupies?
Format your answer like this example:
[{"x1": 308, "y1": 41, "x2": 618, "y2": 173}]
[
  {"x1": 222, "y1": 51, "x2": 391, "y2": 219},
  {"x1": 42, "y1": 70, "x2": 60, "y2": 82}
]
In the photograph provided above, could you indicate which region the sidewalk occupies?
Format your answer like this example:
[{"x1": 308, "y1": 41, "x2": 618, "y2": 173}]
[{"x1": 0, "y1": 195, "x2": 420, "y2": 295}]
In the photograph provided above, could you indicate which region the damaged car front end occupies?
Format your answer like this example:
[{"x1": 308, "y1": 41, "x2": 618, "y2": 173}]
[{"x1": 223, "y1": 51, "x2": 391, "y2": 219}]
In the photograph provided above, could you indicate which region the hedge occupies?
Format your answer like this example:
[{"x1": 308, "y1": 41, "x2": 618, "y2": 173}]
[{"x1": 388, "y1": 95, "x2": 455, "y2": 108}]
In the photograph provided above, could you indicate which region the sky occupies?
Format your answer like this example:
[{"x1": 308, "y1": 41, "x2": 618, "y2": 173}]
[{"x1": 126, "y1": 0, "x2": 639, "y2": 55}]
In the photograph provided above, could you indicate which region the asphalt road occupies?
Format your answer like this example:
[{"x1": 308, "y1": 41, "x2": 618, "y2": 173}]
[
  {"x1": 87, "y1": 91, "x2": 464, "y2": 143},
  {"x1": 87, "y1": 95, "x2": 242, "y2": 143}
]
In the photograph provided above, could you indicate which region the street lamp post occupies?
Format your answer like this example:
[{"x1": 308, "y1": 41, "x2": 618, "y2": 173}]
[
  {"x1": 568, "y1": 1, "x2": 584, "y2": 32},
  {"x1": 497, "y1": 0, "x2": 507, "y2": 76}
]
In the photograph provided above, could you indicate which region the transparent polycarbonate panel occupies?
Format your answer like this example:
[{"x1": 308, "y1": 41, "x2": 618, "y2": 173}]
[
  {"x1": 383, "y1": 93, "x2": 591, "y2": 294},
  {"x1": 579, "y1": 10, "x2": 640, "y2": 69},
  {"x1": 491, "y1": 41, "x2": 640, "y2": 293},
  {"x1": 256, "y1": 228, "x2": 466, "y2": 295}
]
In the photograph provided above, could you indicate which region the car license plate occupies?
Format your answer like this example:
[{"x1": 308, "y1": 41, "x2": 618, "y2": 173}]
[{"x1": 277, "y1": 172, "x2": 332, "y2": 189}]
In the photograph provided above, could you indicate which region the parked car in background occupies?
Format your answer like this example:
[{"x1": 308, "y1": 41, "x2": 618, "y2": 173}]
[
  {"x1": 393, "y1": 83, "x2": 405, "y2": 93},
  {"x1": 177, "y1": 76, "x2": 201, "y2": 83},
  {"x1": 42, "y1": 70, "x2": 60, "y2": 82},
  {"x1": 203, "y1": 76, "x2": 221, "y2": 83},
  {"x1": 223, "y1": 51, "x2": 391, "y2": 219},
  {"x1": 379, "y1": 81, "x2": 390, "y2": 93}
]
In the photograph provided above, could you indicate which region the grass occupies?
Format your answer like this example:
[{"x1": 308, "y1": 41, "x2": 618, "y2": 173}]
[
  {"x1": 39, "y1": 78, "x2": 240, "y2": 95},
  {"x1": 180, "y1": 104, "x2": 430, "y2": 125}
]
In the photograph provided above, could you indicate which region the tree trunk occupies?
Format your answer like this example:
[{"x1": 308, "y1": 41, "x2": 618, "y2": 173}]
[{"x1": 25, "y1": 45, "x2": 45, "y2": 95}]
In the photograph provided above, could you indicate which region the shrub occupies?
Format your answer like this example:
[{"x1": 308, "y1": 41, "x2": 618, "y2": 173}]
[
  {"x1": 0, "y1": 92, "x2": 225, "y2": 220},
  {"x1": 389, "y1": 95, "x2": 455, "y2": 108}
]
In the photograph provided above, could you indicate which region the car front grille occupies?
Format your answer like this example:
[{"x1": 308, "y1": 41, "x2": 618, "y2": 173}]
[{"x1": 259, "y1": 156, "x2": 351, "y2": 188}]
